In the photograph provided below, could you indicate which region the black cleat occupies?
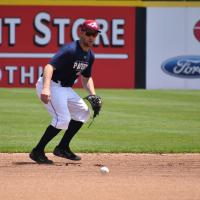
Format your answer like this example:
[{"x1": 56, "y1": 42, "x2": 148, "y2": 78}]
[
  {"x1": 53, "y1": 146, "x2": 81, "y2": 161},
  {"x1": 29, "y1": 148, "x2": 53, "y2": 164}
]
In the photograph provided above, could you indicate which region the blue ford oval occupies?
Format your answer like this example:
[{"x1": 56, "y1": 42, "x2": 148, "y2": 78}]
[{"x1": 161, "y1": 56, "x2": 200, "y2": 78}]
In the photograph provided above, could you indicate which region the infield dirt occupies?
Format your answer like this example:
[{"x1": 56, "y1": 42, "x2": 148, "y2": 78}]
[{"x1": 0, "y1": 153, "x2": 200, "y2": 200}]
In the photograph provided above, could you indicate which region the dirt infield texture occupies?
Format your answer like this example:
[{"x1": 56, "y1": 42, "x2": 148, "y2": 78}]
[{"x1": 0, "y1": 153, "x2": 200, "y2": 200}]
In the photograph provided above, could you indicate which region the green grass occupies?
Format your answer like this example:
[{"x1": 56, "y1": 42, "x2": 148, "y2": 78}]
[{"x1": 0, "y1": 88, "x2": 200, "y2": 153}]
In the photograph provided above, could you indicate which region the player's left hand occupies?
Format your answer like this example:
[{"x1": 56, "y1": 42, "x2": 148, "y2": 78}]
[{"x1": 84, "y1": 95, "x2": 102, "y2": 118}]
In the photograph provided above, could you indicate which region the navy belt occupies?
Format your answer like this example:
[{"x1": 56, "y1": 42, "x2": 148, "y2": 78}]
[{"x1": 52, "y1": 79, "x2": 70, "y2": 87}]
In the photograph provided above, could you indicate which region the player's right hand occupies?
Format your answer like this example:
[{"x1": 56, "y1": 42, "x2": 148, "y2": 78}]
[{"x1": 40, "y1": 88, "x2": 51, "y2": 104}]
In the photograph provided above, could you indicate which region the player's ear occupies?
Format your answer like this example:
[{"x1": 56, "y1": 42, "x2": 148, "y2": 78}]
[
  {"x1": 77, "y1": 25, "x2": 84, "y2": 37},
  {"x1": 79, "y1": 24, "x2": 85, "y2": 33}
]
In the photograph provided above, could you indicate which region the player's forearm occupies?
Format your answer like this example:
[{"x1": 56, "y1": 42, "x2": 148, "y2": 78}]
[
  {"x1": 81, "y1": 77, "x2": 96, "y2": 95},
  {"x1": 43, "y1": 64, "x2": 54, "y2": 89}
]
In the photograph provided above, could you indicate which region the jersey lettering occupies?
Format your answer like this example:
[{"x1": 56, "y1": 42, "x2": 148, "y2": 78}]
[{"x1": 73, "y1": 61, "x2": 88, "y2": 72}]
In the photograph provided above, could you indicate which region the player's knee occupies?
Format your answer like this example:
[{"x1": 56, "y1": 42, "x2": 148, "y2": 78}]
[
  {"x1": 72, "y1": 107, "x2": 90, "y2": 123},
  {"x1": 60, "y1": 116, "x2": 71, "y2": 129},
  {"x1": 82, "y1": 109, "x2": 90, "y2": 122},
  {"x1": 80, "y1": 108, "x2": 90, "y2": 123},
  {"x1": 52, "y1": 116, "x2": 71, "y2": 130}
]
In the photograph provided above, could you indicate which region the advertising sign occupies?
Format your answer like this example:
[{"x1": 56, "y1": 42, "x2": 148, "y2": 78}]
[
  {"x1": 146, "y1": 8, "x2": 200, "y2": 89},
  {"x1": 0, "y1": 6, "x2": 135, "y2": 88}
]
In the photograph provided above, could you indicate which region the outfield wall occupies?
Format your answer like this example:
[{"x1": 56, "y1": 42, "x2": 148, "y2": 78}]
[
  {"x1": 1, "y1": 1, "x2": 200, "y2": 89},
  {"x1": 0, "y1": 6, "x2": 135, "y2": 88},
  {"x1": 146, "y1": 7, "x2": 200, "y2": 89}
]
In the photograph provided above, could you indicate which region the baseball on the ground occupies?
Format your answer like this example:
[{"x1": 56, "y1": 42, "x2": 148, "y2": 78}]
[{"x1": 100, "y1": 166, "x2": 109, "y2": 174}]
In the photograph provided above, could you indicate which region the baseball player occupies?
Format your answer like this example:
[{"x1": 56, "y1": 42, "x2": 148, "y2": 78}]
[{"x1": 30, "y1": 19, "x2": 102, "y2": 164}]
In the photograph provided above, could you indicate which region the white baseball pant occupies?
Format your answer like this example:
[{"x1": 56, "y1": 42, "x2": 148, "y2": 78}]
[{"x1": 36, "y1": 77, "x2": 90, "y2": 130}]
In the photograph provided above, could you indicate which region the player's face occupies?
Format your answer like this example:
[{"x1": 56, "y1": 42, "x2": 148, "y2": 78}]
[{"x1": 81, "y1": 29, "x2": 98, "y2": 48}]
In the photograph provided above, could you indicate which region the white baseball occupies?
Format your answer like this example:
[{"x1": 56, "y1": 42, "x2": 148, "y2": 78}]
[{"x1": 100, "y1": 166, "x2": 109, "y2": 174}]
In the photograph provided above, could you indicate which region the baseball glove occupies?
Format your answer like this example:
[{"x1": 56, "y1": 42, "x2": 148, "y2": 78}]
[{"x1": 84, "y1": 95, "x2": 102, "y2": 118}]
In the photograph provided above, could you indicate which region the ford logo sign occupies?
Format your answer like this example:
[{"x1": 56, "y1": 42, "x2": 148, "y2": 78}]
[{"x1": 161, "y1": 56, "x2": 200, "y2": 78}]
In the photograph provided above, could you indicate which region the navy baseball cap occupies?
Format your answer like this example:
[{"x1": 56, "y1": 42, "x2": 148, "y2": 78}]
[{"x1": 81, "y1": 19, "x2": 101, "y2": 33}]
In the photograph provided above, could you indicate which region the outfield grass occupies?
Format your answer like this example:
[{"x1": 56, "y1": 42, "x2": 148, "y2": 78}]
[{"x1": 0, "y1": 88, "x2": 200, "y2": 153}]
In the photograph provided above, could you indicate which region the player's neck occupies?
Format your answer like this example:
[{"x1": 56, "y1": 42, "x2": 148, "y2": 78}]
[{"x1": 78, "y1": 40, "x2": 90, "y2": 52}]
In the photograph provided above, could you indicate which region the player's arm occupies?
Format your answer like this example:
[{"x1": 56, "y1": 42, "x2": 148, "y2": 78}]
[
  {"x1": 41, "y1": 64, "x2": 55, "y2": 104},
  {"x1": 81, "y1": 76, "x2": 96, "y2": 95}
]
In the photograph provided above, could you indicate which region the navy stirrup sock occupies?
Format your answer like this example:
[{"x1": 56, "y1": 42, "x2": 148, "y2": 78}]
[
  {"x1": 35, "y1": 125, "x2": 61, "y2": 151},
  {"x1": 57, "y1": 120, "x2": 83, "y2": 149}
]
